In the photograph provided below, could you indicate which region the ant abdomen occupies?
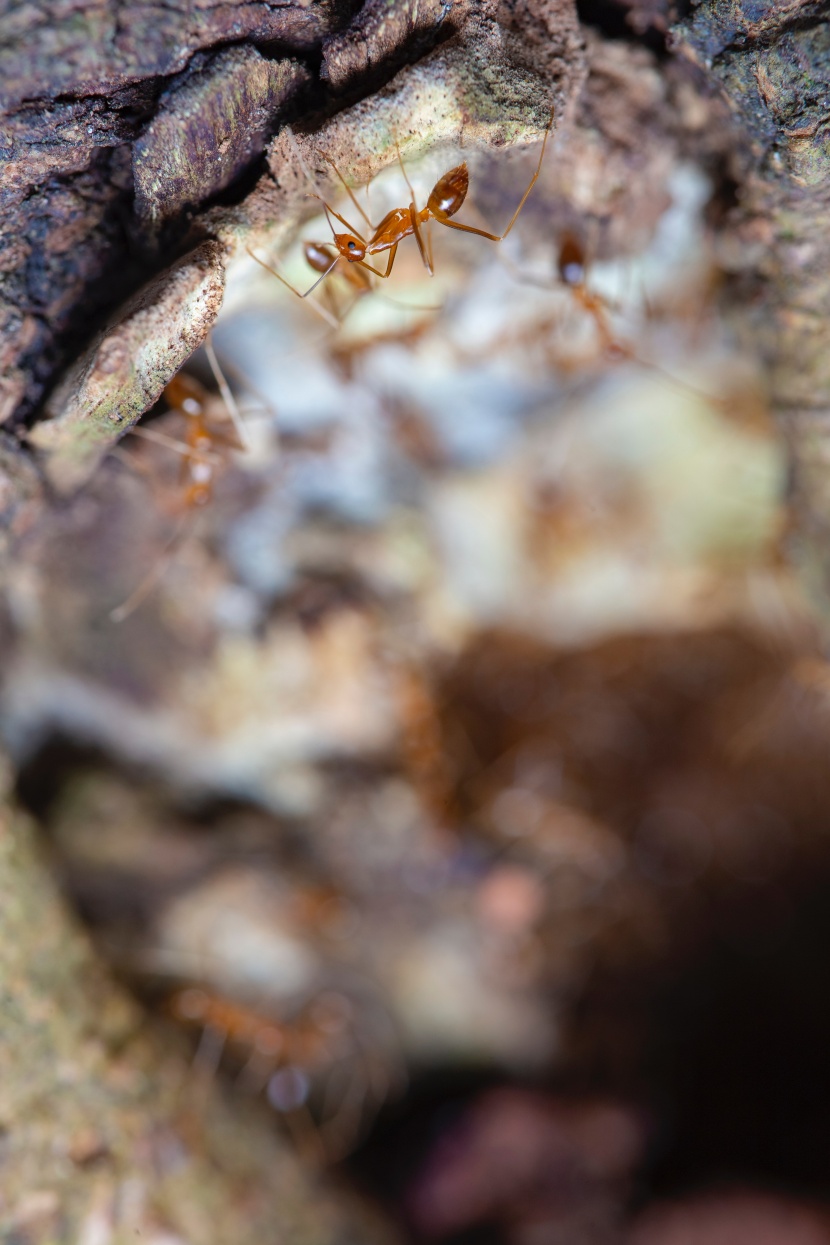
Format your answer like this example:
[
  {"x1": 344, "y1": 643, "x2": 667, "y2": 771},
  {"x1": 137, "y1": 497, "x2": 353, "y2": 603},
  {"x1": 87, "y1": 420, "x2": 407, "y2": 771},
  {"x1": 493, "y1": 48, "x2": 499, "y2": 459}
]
[{"x1": 427, "y1": 164, "x2": 469, "y2": 220}]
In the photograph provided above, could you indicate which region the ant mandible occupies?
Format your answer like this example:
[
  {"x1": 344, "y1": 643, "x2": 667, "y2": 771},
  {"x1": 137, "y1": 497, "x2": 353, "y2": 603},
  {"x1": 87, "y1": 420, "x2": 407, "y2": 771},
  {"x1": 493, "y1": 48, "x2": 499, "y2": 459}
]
[{"x1": 249, "y1": 104, "x2": 555, "y2": 302}]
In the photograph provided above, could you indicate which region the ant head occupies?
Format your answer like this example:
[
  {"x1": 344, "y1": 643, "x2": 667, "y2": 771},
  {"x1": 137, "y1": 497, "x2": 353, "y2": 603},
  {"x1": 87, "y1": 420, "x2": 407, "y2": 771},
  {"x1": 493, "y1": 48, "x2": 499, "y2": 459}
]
[
  {"x1": 428, "y1": 164, "x2": 469, "y2": 220},
  {"x1": 558, "y1": 235, "x2": 586, "y2": 287},
  {"x1": 334, "y1": 233, "x2": 366, "y2": 262}
]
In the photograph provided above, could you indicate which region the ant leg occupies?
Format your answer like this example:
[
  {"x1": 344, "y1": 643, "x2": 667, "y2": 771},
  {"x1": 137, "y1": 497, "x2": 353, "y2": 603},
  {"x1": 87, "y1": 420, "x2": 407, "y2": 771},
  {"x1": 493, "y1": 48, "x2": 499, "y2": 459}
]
[
  {"x1": 573, "y1": 286, "x2": 623, "y2": 356},
  {"x1": 205, "y1": 335, "x2": 251, "y2": 451},
  {"x1": 395, "y1": 139, "x2": 417, "y2": 201},
  {"x1": 410, "y1": 210, "x2": 433, "y2": 275},
  {"x1": 355, "y1": 243, "x2": 398, "y2": 280},
  {"x1": 319, "y1": 154, "x2": 374, "y2": 230},
  {"x1": 285, "y1": 129, "x2": 373, "y2": 244},
  {"x1": 435, "y1": 108, "x2": 554, "y2": 243},
  {"x1": 394, "y1": 141, "x2": 434, "y2": 276},
  {"x1": 127, "y1": 424, "x2": 223, "y2": 464},
  {"x1": 207, "y1": 351, "x2": 281, "y2": 427},
  {"x1": 246, "y1": 247, "x2": 341, "y2": 328}
]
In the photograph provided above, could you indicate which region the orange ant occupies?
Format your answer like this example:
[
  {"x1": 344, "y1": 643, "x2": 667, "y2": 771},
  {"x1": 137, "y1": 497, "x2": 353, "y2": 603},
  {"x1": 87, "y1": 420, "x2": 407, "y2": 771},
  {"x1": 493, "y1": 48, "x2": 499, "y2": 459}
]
[
  {"x1": 556, "y1": 233, "x2": 625, "y2": 358},
  {"x1": 127, "y1": 343, "x2": 250, "y2": 510},
  {"x1": 109, "y1": 345, "x2": 251, "y2": 622},
  {"x1": 168, "y1": 983, "x2": 397, "y2": 1161},
  {"x1": 507, "y1": 230, "x2": 693, "y2": 379},
  {"x1": 248, "y1": 106, "x2": 554, "y2": 305},
  {"x1": 552, "y1": 232, "x2": 731, "y2": 404},
  {"x1": 136, "y1": 372, "x2": 231, "y2": 509}
]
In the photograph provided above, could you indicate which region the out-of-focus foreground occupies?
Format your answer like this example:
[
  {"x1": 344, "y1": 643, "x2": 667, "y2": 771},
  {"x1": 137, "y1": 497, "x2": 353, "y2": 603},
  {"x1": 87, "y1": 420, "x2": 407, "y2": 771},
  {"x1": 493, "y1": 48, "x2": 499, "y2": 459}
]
[{"x1": 5, "y1": 28, "x2": 830, "y2": 1245}]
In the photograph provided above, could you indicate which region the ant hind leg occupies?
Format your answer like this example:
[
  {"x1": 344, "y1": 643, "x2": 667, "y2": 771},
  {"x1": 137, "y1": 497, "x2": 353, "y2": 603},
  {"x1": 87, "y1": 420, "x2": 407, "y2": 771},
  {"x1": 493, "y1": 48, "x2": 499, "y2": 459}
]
[
  {"x1": 204, "y1": 335, "x2": 251, "y2": 451},
  {"x1": 433, "y1": 104, "x2": 555, "y2": 245}
]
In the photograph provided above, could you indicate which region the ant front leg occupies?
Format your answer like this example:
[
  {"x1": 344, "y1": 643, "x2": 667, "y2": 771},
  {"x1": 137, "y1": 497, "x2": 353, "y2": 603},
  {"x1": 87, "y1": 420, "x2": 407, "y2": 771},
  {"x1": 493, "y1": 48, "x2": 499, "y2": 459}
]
[
  {"x1": 247, "y1": 246, "x2": 340, "y2": 302},
  {"x1": 246, "y1": 247, "x2": 341, "y2": 330},
  {"x1": 356, "y1": 243, "x2": 399, "y2": 281}
]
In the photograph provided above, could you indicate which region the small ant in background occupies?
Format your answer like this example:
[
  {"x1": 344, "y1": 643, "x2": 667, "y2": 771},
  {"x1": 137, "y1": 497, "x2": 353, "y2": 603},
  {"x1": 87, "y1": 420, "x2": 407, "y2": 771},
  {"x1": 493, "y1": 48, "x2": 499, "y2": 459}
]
[
  {"x1": 552, "y1": 231, "x2": 730, "y2": 404},
  {"x1": 248, "y1": 105, "x2": 555, "y2": 310},
  {"x1": 167, "y1": 980, "x2": 401, "y2": 1162},
  {"x1": 503, "y1": 228, "x2": 719, "y2": 396},
  {"x1": 556, "y1": 233, "x2": 626, "y2": 359},
  {"x1": 109, "y1": 343, "x2": 254, "y2": 622}
]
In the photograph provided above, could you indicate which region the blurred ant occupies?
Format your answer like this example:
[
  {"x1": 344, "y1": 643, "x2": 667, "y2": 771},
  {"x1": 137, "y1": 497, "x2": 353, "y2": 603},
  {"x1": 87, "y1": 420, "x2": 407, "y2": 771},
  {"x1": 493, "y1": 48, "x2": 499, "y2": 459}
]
[
  {"x1": 169, "y1": 982, "x2": 399, "y2": 1162},
  {"x1": 134, "y1": 373, "x2": 233, "y2": 509},
  {"x1": 109, "y1": 345, "x2": 251, "y2": 622},
  {"x1": 393, "y1": 663, "x2": 457, "y2": 830},
  {"x1": 553, "y1": 232, "x2": 731, "y2": 405},
  {"x1": 126, "y1": 343, "x2": 250, "y2": 510},
  {"x1": 511, "y1": 231, "x2": 724, "y2": 403},
  {"x1": 556, "y1": 233, "x2": 625, "y2": 358},
  {"x1": 248, "y1": 105, "x2": 555, "y2": 306}
]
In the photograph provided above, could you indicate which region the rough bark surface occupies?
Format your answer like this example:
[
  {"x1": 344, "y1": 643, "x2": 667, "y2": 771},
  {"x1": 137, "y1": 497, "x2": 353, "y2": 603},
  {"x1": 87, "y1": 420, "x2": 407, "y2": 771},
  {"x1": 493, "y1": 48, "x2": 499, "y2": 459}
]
[
  {"x1": 0, "y1": 0, "x2": 345, "y2": 422},
  {"x1": 671, "y1": 0, "x2": 830, "y2": 610}
]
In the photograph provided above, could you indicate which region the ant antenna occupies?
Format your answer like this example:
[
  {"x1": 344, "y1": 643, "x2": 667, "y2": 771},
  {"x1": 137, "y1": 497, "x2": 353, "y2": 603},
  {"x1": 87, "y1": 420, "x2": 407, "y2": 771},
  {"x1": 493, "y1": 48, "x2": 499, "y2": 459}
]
[
  {"x1": 319, "y1": 153, "x2": 374, "y2": 230},
  {"x1": 246, "y1": 247, "x2": 341, "y2": 329}
]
